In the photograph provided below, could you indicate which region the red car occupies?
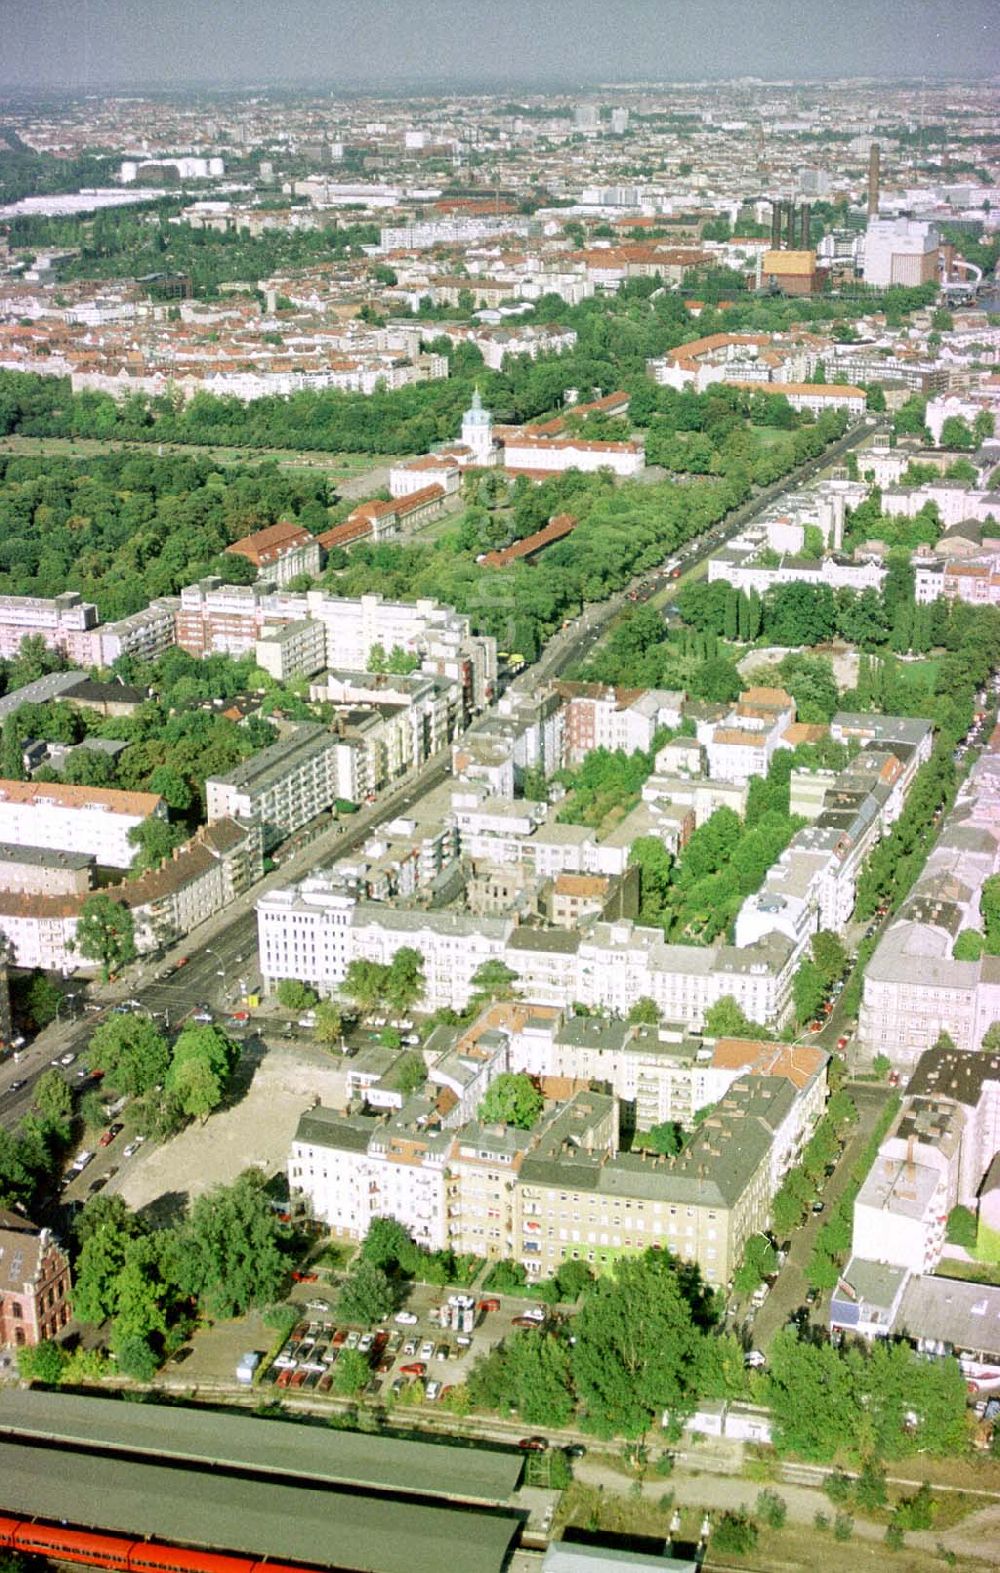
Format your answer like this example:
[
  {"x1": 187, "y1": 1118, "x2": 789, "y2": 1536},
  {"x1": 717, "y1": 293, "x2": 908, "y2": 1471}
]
[
  {"x1": 291, "y1": 1270, "x2": 318, "y2": 1283},
  {"x1": 399, "y1": 1361, "x2": 427, "y2": 1378},
  {"x1": 276, "y1": 1368, "x2": 294, "y2": 1389},
  {"x1": 518, "y1": 1437, "x2": 548, "y2": 1451},
  {"x1": 477, "y1": 1297, "x2": 501, "y2": 1313},
  {"x1": 98, "y1": 1122, "x2": 123, "y2": 1148},
  {"x1": 836, "y1": 1035, "x2": 849, "y2": 1051},
  {"x1": 230, "y1": 1010, "x2": 250, "y2": 1022}
]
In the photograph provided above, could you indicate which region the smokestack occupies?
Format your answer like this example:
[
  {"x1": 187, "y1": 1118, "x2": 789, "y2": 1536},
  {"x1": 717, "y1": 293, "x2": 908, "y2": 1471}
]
[
  {"x1": 770, "y1": 202, "x2": 782, "y2": 250},
  {"x1": 785, "y1": 201, "x2": 796, "y2": 249},
  {"x1": 799, "y1": 203, "x2": 811, "y2": 249},
  {"x1": 868, "y1": 143, "x2": 880, "y2": 219}
]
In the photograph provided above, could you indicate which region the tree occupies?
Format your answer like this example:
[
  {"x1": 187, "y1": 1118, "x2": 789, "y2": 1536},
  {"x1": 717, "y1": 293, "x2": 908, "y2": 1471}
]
[
  {"x1": 571, "y1": 1252, "x2": 703, "y2": 1438},
  {"x1": 939, "y1": 415, "x2": 974, "y2": 450},
  {"x1": 384, "y1": 947, "x2": 425, "y2": 1015},
  {"x1": 811, "y1": 930, "x2": 846, "y2": 990},
  {"x1": 112, "y1": 1333, "x2": 159, "y2": 1382},
  {"x1": 276, "y1": 979, "x2": 318, "y2": 1012},
  {"x1": 627, "y1": 996, "x2": 660, "y2": 1025},
  {"x1": 733, "y1": 1235, "x2": 778, "y2": 1297},
  {"x1": 172, "y1": 1170, "x2": 285, "y2": 1318},
  {"x1": 313, "y1": 1001, "x2": 344, "y2": 1045},
  {"x1": 647, "y1": 1121, "x2": 684, "y2": 1157},
  {"x1": 342, "y1": 958, "x2": 388, "y2": 1017},
  {"x1": 16, "y1": 1339, "x2": 66, "y2": 1384},
  {"x1": 166, "y1": 1022, "x2": 235, "y2": 1122},
  {"x1": 333, "y1": 1347, "x2": 370, "y2": 1395},
  {"x1": 88, "y1": 1013, "x2": 170, "y2": 1096},
  {"x1": 72, "y1": 1202, "x2": 137, "y2": 1325},
  {"x1": 478, "y1": 1073, "x2": 544, "y2": 1131},
  {"x1": 792, "y1": 959, "x2": 827, "y2": 1027},
  {"x1": 981, "y1": 874, "x2": 1000, "y2": 954},
  {"x1": 953, "y1": 929, "x2": 985, "y2": 961},
  {"x1": 755, "y1": 1490, "x2": 787, "y2": 1530},
  {"x1": 76, "y1": 893, "x2": 136, "y2": 980},
  {"x1": 766, "y1": 1328, "x2": 861, "y2": 1460},
  {"x1": 147, "y1": 763, "x2": 193, "y2": 813},
  {"x1": 703, "y1": 996, "x2": 761, "y2": 1039},
  {"x1": 31, "y1": 1069, "x2": 73, "y2": 1142},
  {"x1": 361, "y1": 1217, "x2": 423, "y2": 1275},
  {"x1": 395, "y1": 1051, "x2": 427, "y2": 1097},
  {"x1": 470, "y1": 959, "x2": 520, "y2": 1003},
  {"x1": 945, "y1": 1205, "x2": 978, "y2": 1250},
  {"x1": 337, "y1": 1258, "x2": 396, "y2": 1324},
  {"x1": 24, "y1": 971, "x2": 63, "y2": 1029},
  {"x1": 629, "y1": 838, "x2": 673, "y2": 926}
]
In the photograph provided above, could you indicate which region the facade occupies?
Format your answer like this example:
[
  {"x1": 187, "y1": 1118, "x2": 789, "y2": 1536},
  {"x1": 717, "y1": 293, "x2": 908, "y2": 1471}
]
[
  {"x1": 206, "y1": 723, "x2": 365, "y2": 850},
  {"x1": 0, "y1": 1210, "x2": 72, "y2": 1349},
  {"x1": 289, "y1": 1064, "x2": 821, "y2": 1289},
  {"x1": 0, "y1": 780, "x2": 165, "y2": 869},
  {"x1": 226, "y1": 522, "x2": 322, "y2": 588},
  {"x1": 862, "y1": 217, "x2": 939, "y2": 288},
  {"x1": 859, "y1": 745, "x2": 1000, "y2": 1062},
  {"x1": 0, "y1": 843, "x2": 93, "y2": 898},
  {"x1": 0, "y1": 592, "x2": 100, "y2": 664},
  {"x1": 120, "y1": 817, "x2": 263, "y2": 953}
]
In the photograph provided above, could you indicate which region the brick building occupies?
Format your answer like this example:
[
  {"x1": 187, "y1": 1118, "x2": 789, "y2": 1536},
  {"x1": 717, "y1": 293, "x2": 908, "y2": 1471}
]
[{"x1": 0, "y1": 1210, "x2": 72, "y2": 1349}]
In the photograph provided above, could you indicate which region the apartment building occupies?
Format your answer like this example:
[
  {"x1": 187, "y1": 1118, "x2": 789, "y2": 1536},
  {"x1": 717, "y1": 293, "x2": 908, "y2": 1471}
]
[
  {"x1": 851, "y1": 1046, "x2": 1000, "y2": 1276},
  {"x1": 0, "y1": 843, "x2": 93, "y2": 898},
  {"x1": 698, "y1": 686, "x2": 794, "y2": 784},
  {"x1": 254, "y1": 619, "x2": 327, "y2": 682},
  {"x1": 0, "y1": 592, "x2": 101, "y2": 664},
  {"x1": 0, "y1": 1210, "x2": 72, "y2": 1349},
  {"x1": 558, "y1": 683, "x2": 685, "y2": 765},
  {"x1": 93, "y1": 597, "x2": 179, "y2": 666},
  {"x1": 310, "y1": 670, "x2": 457, "y2": 764},
  {"x1": 859, "y1": 747, "x2": 1000, "y2": 1063},
  {"x1": 206, "y1": 723, "x2": 366, "y2": 850},
  {"x1": 915, "y1": 560, "x2": 1000, "y2": 609},
  {"x1": 0, "y1": 780, "x2": 165, "y2": 869},
  {"x1": 289, "y1": 1069, "x2": 813, "y2": 1288},
  {"x1": 119, "y1": 817, "x2": 262, "y2": 952}
]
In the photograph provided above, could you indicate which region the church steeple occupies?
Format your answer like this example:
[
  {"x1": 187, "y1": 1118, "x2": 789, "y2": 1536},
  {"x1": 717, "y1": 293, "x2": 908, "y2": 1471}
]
[{"x1": 461, "y1": 385, "x2": 494, "y2": 464}]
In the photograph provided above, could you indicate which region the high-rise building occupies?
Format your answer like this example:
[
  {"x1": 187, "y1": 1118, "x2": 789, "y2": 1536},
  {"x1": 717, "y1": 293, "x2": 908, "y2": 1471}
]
[{"x1": 862, "y1": 217, "x2": 939, "y2": 287}]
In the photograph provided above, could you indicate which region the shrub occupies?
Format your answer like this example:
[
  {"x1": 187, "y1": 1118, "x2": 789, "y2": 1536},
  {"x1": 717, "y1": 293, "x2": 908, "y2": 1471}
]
[
  {"x1": 824, "y1": 1471, "x2": 853, "y2": 1505},
  {"x1": 833, "y1": 1512, "x2": 854, "y2": 1542},
  {"x1": 814, "y1": 1511, "x2": 830, "y2": 1532},
  {"x1": 755, "y1": 1489, "x2": 787, "y2": 1530},
  {"x1": 855, "y1": 1458, "x2": 887, "y2": 1511},
  {"x1": 885, "y1": 1522, "x2": 905, "y2": 1552},
  {"x1": 713, "y1": 1510, "x2": 759, "y2": 1555}
]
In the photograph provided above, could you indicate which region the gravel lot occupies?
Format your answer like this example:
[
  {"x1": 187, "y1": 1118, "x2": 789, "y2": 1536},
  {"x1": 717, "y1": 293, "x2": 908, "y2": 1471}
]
[{"x1": 114, "y1": 1038, "x2": 349, "y2": 1217}]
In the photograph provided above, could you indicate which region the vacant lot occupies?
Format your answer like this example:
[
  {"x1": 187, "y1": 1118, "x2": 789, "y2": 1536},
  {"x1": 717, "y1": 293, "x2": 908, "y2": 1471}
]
[{"x1": 114, "y1": 1039, "x2": 348, "y2": 1219}]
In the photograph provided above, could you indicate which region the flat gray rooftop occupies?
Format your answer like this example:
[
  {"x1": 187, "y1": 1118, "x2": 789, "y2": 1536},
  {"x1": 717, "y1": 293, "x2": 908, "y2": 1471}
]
[
  {"x1": 0, "y1": 1438, "x2": 520, "y2": 1573},
  {"x1": 0, "y1": 1388, "x2": 522, "y2": 1505}
]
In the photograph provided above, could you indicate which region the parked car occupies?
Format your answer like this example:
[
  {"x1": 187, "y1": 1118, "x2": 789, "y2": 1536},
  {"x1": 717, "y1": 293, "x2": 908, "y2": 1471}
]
[
  {"x1": 122, "y1": 1136, "x2": 145, "y2": 1159},
  {"x1": 419, "y1": 1340, "x2": 435, "y2": 1361},
  {"x1": 358, "y1": 1332, "x2": 374, "y2": 1355},
  {"x1": 98, "y1": 1122, "x2": 123, "y2": 1148},
  {"x1": 744, "y1": 1350, "x2": 767, "y2": 1370},
  {"x1": 512, "y1": 1315, "x2": 545, "y2": 1330},
  {"x1": 811, "y1": 1200, "x2": 825, "y2": 1215},
  {"x1": 291, "y1": 1270, "x2": 318, "y2": 1283},
  {"x1": 394, "y1": 1310, "x2": 418, "y2": 1325},
  {"x1": 517, "y1": 1436, "x2": 548, "y2": 1451},
  {"x1": 306, "y1": 1297, "x2": 334, "y2": 1312},
  {"x1": 424, "y1": 1380, "x2": 442, "y2": 1402},
  {"x1": 399, "y1": 1362, "x2": 426, "y2": 1378},
  {"x1": 477, "y1": 1298, "x2": 501, "y2": 1313},
  {"x1": 435, "y1": 1343, "x2": 450, "y2": 1362}
]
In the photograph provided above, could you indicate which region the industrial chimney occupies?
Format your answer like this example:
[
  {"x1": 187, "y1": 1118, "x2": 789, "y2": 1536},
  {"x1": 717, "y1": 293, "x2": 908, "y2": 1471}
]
[
  {"x1": 799, "y1": 203, "x2": 811, "y2": 248},
  {"x1": 785, "y1": 201, "x2": 797, "y2": 249},
  {"x1": 868, "y1": 143, "x2": 881, "y2": 218},
  {"x1": 770, "y1": 202, "x2": 782, "y2": 250}
]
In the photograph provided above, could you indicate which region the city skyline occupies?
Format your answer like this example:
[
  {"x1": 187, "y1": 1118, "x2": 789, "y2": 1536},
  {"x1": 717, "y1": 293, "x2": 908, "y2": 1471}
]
[{"x1": 2, "y1": 0, "x2": 998, "y2": 91}]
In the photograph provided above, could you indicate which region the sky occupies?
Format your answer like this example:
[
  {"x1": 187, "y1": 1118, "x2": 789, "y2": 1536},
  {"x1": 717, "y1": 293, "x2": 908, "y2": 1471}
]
[{"x1": 2, "y1": 0, "x2": 998, "y2": 92}]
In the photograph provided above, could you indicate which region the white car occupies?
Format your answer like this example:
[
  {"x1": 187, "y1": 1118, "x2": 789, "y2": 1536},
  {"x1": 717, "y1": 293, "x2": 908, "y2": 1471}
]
[
  {"x1": 424, "y1": 1380, "x2": 442, "y2": 1402},
  {"x1": 394, "y1": 1310, "x2": 418, "y2": 1325},
  {"x1": 122, "y1": 1136, "x2": 145, "y2": 1159},
  {"x1": 419, "y1": 1340, "x2": 435, "y2": 1361}
]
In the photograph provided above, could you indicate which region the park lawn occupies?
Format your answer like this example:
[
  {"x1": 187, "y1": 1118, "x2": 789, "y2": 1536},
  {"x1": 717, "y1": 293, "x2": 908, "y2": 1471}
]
[{"x1": 0, "y1": 432, "x2": 409, "y2": 478}]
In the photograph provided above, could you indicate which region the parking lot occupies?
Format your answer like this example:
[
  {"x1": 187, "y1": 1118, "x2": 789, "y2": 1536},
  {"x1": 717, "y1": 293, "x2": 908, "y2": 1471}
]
[{"x1": 257, "y1": 1287, "x2": 545, "y2": 1408}]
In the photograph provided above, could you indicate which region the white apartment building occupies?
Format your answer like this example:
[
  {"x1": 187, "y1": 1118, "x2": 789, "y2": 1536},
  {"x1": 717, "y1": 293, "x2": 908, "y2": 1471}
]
[
  {"x1": 288, "y1": 1105, "x2": 451, "y2": 1251},
  {"x1": 0, "y1": 780, "x2": 165, "y2": 869},
  {"x1": 206, "y1": 723, "x2": 366, "y2": 851},
  {"x1": 699, "y1": 686, "x2": 794, "y2": 785}
]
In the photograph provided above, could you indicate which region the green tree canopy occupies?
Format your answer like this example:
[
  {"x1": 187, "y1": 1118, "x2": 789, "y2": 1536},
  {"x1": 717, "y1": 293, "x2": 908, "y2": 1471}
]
[
  {"x1": 76, "y1": 893, "x2": 136, "y2": 980},
  {"x1": 170, "y1": 1170, "x2": 285, "y2": 1319},
  {"x1": 88, "y1": 1012, "x2": 170, "y2": 1097},
  {"x1": 478, "y1": 1073, "x2": 544, "y2": 1130}
]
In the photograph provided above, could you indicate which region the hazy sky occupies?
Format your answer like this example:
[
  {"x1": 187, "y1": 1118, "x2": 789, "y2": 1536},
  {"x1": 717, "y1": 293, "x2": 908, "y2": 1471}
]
[{"x1": 2, "y1": 0, "x2": 998, "y2": 91}]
